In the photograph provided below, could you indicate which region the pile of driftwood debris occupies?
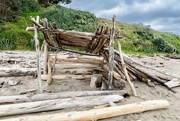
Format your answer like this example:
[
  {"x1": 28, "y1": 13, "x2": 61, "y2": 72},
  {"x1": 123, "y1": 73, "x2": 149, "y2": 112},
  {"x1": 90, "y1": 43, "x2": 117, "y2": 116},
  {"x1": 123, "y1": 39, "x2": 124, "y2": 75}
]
[{"x1": 0, "y1": 16, "x2": 179, "y2": 120}]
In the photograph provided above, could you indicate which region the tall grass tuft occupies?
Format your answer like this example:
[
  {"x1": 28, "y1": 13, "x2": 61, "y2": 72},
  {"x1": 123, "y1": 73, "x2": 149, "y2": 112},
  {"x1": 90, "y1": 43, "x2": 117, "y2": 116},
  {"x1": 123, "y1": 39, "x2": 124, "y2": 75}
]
[{"x1": 0, "y1": 37, "x2": 15, "y2": 50}]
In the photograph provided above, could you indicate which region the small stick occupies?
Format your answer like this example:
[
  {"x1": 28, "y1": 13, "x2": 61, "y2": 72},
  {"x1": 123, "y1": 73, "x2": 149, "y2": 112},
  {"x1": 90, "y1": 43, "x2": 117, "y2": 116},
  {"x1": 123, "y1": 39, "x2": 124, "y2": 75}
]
[
  {"x1": 47, "y1": 58, "x2": 52, "y2": 85},
  {"x1": 43, "y1": 41, "x2": 48, "y2": 75},
  {"x1": 118, "y1": 42, "x2": 137, "y2": 96}
]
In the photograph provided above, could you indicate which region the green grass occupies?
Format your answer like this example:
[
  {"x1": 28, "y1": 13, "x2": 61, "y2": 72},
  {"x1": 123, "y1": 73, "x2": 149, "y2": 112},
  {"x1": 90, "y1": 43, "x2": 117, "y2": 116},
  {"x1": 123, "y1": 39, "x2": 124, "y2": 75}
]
[
  {"x1": 98, "y1": 18, "x2": 180, "y2": 55},
  {"x1": 0, "y1": 11, "x2": 44, "y2": 50},
  {"x1": 0, "y1": 5, "x2": 179, "y2": 55}
]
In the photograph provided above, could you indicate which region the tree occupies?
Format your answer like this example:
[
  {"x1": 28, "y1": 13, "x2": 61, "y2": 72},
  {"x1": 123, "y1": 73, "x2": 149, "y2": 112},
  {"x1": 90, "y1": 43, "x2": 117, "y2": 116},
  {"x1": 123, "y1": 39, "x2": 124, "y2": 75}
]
[{"x1": 38, "y1": 0, "x2": 72, "y2": 4}]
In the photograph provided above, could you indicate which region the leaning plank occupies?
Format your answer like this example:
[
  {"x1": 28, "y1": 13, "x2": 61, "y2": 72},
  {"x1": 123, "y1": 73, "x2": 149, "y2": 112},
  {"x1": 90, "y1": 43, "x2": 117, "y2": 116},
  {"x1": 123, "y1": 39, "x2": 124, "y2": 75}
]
[
  {"x1": 0, "y1": 90, "x2": 126, "y2": 104},
  {"x1": 0, "y1": 67, "x2": 36, "y2": 77},
  {"x1": 1, "y1": 100, "x2": 169, "y2": 121},
  {"x1": 118, "y1": 42, "x2": 137, "y2": 96},
  {"x1": 41, "y1": 74, "x2": 92, "y2": 80},
  {"x1": 0, "y1": 95, "x2": 123, "y2": 117}
]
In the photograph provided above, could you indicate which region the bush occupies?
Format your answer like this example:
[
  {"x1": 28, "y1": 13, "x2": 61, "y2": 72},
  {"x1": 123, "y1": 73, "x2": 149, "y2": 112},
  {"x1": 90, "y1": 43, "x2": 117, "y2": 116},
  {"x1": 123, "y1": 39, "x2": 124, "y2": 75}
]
[
  {"x1": 152, "y1": 37, "x2": 177, "y2": 53},
  {"x1": 0, "y1": 0, "x2": 40, "y2": 22},
  {"x1": 41, "y1": 6, "x2": 98, "y2": 32}
]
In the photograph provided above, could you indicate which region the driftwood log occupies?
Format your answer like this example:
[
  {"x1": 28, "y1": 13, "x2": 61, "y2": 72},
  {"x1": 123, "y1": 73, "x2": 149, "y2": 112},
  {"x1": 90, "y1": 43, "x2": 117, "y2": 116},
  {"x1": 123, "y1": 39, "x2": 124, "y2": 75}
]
[
  {"x1": 0, "y1": 67, "x2": 36, "y2": 77},
  {"x1": 0, "y1": 90, "x2": 126, "y2": 104},
  {"x1": 0, "y1": 95, "x2": 123, "y2": 117},
  {"x1": 33, "y1": 16, "x2": 42, "y2": 92},
  {"x1": 49, "y1": 54, "x2": 103, "y2": 65},
  {"x1": 1, "y1": 100, "x2": 169, "y2": 121},
  {"x1": 108, "y1": 15, "x2": 116, "y2": 89}
]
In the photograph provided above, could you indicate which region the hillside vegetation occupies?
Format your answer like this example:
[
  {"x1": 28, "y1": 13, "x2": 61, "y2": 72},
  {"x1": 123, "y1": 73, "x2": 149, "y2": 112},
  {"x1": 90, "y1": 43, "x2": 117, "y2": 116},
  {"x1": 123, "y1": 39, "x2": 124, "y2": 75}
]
[{"x1": 0, "y1": 1, "x2": 179, "y2": 55}]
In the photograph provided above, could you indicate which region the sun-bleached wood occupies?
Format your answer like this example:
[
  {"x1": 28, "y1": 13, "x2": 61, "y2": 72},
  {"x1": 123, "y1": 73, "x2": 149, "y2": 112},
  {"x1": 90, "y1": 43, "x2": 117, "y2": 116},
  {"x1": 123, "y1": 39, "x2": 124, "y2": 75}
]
[
  {"x1": 0, "y1": 95, "x2": 123, "y2": 117},
  {"x1": 34, "y1": 16, "x2": 42, "y2": 93},
  {"x1": 118, "y1": 42, "x2": 137, "y2": 96},
  {"x1": 41, "y1": 74, "x2": 93, "y2": 80},
  {"x1": 0, "y1": 67, "x2": 36, "y2": 77},
  {"x1": 0, "y1": 90, "x2": 126, "y2": 104},
  {"x1": 1, "y1": 100, "x2": 169, "y2": 121}
]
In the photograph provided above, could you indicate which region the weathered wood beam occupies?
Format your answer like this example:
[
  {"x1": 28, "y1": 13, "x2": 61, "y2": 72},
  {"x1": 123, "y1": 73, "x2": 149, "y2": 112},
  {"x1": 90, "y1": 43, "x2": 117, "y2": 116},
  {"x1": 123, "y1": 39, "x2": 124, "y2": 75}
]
[
  {"x1": 41, "y1": 74, "x2": 93, "y2": 80},
  {"x1": 0, "y1": 90, "x2": 126, "y2": 104},
  {"x1": 0, "y1": 95, "x2": 123, "y2": 117},
  {"x1": 108, "y1": 15, "x2": 116, "y2": 90},
  {"x1": 118, "y1": 42, "x2": 137, "y2": 96},
  {"x1": 34, "y1": 16, "x2": 42, "y2": 93},
  {"x1": 1, "y1": 100, "x2": 169, "y2": 121},
  {"x1": 0, "y1": 67, "x2": 36, "y2": 77}
]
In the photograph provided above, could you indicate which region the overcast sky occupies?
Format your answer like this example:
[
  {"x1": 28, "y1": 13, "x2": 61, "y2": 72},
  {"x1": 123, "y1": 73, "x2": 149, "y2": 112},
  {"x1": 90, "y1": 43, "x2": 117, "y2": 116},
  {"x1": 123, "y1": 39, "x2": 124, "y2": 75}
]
[{"x1": 63, "y1": 0, "x2": 180, "y2": 35}]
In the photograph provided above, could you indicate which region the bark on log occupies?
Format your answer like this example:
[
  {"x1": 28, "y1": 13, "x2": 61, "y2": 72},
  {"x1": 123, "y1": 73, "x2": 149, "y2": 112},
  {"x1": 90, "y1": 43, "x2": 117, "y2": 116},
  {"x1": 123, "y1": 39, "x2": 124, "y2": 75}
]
[
  {"x1": 0, "y1": 67, "x2": 36, "y2": 77},
  {"x1": 0, "y1": 95, "x2": 123, "y2": 117},
  {"x1": 1, "y1": 100, "x2": 169, "y2": 121},
  {"x1": 0, "y1": 90, "x2": 126, "y2": 104}
]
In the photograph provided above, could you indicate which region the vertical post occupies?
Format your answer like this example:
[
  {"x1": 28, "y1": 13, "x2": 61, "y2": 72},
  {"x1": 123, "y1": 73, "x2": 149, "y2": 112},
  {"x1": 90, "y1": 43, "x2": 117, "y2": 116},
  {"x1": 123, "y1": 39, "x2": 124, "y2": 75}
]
[
  {"x1": 108, "y1": 15, "x2": 116, "y2": 90},
  {"x1": 34, "y1": 16, "x2": 42, "y2": 93},
  {"x1": 43, "y1": 41, "x2": 48, "y2": 75}
]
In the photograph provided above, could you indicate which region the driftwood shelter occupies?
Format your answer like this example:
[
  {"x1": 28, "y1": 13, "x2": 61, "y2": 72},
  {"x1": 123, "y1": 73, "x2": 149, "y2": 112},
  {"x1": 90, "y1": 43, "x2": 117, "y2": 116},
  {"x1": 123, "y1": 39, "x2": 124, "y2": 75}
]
[
  {"x1": 26, "y1": 16, "x2": 180, "y2": 92},
  {"x1": 1, "y1": 15, "x2": 180, "y2": 120}
]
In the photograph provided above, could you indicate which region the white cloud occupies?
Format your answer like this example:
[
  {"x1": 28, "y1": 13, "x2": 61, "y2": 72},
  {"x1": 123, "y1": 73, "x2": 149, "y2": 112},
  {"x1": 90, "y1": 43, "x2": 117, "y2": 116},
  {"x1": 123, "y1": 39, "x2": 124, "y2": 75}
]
[{"x1": 64, "y1": 0, "x2": 180, "y2": 35}]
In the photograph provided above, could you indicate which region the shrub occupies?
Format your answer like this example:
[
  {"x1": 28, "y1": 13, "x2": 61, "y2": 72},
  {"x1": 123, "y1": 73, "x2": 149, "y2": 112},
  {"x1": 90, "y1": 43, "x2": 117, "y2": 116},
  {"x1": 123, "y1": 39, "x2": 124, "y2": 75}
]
[
  {"x1": 41, "y1": 6, "x2": 98, "y2": 32},
  {"x1": 152, "y1": 37, "x2": 177, "y2": 53},
  {"x1": 0, "y1": 0, "x2": 40, "y2": 22}
]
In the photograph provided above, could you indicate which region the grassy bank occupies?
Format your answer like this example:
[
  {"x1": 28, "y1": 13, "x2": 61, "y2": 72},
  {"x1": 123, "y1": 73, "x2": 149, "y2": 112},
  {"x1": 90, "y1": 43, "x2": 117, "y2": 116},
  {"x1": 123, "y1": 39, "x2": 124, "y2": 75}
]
[{"x1": 0, "y1": 4, "x2": 179, "y2": 55}]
